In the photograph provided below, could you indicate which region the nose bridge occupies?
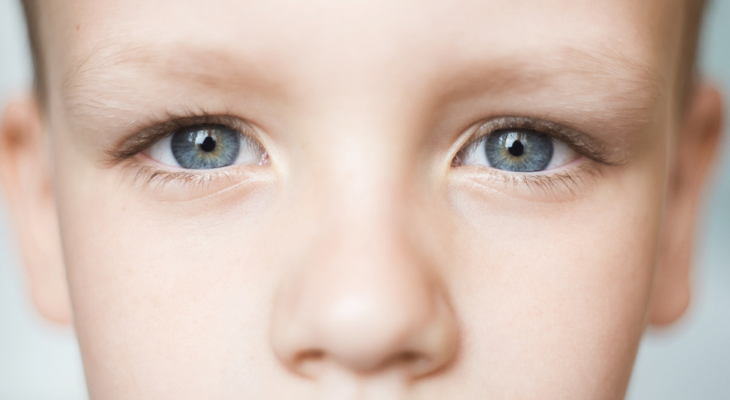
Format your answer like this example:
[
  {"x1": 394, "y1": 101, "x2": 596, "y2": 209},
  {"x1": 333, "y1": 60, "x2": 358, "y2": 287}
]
[
  {"x1": 270, "y1": 152, "x2": 457, "y2": 380},
  {"x1": 300, "y1": 117, "x2": 419, "y2": 267}
]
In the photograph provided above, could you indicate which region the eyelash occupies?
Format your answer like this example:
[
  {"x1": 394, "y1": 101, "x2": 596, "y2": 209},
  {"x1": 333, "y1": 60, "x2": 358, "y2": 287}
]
[
  {"x1": 120, "y1": 159, "x2": 246, "y2": 190},
  {"x1": 452, "y1": 116, "x2": 611, "y2": 196},
  {"x1": 462, "y1": 163, "x2": 603, "y2": 199},
  {"x1": 108, "y1": 111, "x2": 265, "y2": 189}
]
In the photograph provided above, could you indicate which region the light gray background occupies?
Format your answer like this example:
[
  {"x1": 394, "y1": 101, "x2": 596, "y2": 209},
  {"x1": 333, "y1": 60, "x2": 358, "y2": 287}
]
[{"x1": 1, "y1": 0, "x2": 728, "y2": 398}]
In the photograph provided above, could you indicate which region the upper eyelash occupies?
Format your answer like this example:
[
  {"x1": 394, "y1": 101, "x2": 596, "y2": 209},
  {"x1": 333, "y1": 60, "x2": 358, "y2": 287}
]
[
  {"x1": 454, "y1": 116, "x2": 619, "y2": 167},
  {"x1": 105, "y1": 111, "x2": 253, "y2": 164}
]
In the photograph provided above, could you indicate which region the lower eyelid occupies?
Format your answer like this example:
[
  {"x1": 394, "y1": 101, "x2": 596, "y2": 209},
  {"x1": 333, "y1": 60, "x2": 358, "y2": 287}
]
[
  {"x1": 120, "y1": 160, "x2": 275, "y2": 203},
  {"x1": 451, "y1": 161, "x2": 601, "y2": 203}
]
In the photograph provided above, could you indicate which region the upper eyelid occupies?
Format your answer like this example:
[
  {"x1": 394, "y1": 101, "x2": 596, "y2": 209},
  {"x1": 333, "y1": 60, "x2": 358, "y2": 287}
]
[
  {"x1": 460, "y1": 116, "x2": 619, "y2": 166},
  {"x1": 104, "y1": 113, "x2": 253, "y2": 164}
]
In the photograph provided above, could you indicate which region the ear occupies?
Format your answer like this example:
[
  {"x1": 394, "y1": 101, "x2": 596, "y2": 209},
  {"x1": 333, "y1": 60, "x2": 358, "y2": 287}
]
[
  {"x1": 0, "y1": 96, "x2": 72, "y2": 325},
  {"x1": 649, "y1": 84, "x2": 724, "y2": 326}
]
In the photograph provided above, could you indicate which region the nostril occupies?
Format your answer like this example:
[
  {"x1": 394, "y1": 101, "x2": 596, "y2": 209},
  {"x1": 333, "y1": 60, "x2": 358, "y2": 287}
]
[
  {"x1": 293, "y1": 348, "x2": 435, "y2": 379},
  {"x1": 293, "y1": 349, "x2": 327, "y2": 377},
  {"x1": 296, "y1": 349, "x2": 326, "y2": 362},
  {"x1": 398, "y1": 351, "x2": 421, "y2": 363},
  {"x1": 376, "y1": 350, "x2": 437, "y2": 378}
]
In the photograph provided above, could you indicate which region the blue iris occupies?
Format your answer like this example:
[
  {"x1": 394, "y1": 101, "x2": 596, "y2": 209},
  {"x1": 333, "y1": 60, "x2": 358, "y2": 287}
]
[
  {"x1": 485, "y1": 130, "x2": 553, "y2": 172},
  {"x1": 171, "y1": 125, "x2": 241, "y2": 169}
]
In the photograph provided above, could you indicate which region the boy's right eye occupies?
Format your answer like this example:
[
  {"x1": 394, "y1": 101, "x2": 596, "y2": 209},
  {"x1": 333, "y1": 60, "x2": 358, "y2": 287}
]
[{"x1": 143, "y1": 124, "x2": 267, "y2": 170}]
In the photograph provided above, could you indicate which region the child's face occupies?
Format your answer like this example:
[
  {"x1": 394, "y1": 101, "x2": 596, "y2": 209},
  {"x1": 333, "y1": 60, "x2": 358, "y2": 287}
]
[{"x1": 2, "y1": 0, "x2": 723, "y2": 398}]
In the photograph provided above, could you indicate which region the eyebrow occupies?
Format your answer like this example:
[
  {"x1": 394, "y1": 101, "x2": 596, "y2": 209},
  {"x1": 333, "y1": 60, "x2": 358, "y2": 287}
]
[
  {"x1": 64, "y1": 37, "x2": 661, "y2": 103},
  {"x1": 63, "y1": 41, "x2": 287, "y2": 110},
  {"x1": 451, "y1": 43, "x2": 661, "y2": 94}
]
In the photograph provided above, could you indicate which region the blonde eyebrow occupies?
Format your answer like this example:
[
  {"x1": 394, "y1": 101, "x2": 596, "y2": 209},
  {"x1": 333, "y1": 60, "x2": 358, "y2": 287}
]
[
  {"x1": 441, "y1": 42, "x2": 662, "y2": 104},
  {"x1": 63, "y1": 40, "x2": 285, "y2": 107},
  {"x1": 64, "y1": 37, "x2": 661, "y2": 107}
]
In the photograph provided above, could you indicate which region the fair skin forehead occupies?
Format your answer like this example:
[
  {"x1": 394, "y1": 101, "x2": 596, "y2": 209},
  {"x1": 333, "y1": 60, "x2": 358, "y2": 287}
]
[{"x1": 35, "y1": 0, "x2": 685, "y2": 398}]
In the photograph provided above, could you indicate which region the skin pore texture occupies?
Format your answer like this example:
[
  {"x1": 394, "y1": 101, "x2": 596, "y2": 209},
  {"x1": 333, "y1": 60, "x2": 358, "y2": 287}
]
[{"x1": 0, "y1": 0, "x2": 724, "y2": 399}]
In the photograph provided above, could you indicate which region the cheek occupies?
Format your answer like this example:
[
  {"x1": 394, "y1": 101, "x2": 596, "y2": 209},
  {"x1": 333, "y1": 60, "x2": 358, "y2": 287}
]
[
  {"x1": 53, "y1": 139, "x2": 283, "y2": 396},
  {"x1": 442, "y1": 163, "x2": 665, "y2": 397}
]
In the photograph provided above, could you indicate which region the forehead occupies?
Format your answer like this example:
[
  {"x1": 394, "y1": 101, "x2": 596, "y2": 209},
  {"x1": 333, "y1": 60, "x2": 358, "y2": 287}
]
[
  {"x1": 43, "y1": 0, "x2": 683, "y2": 148},
  {"x1": 47, "y1": 0, "x2": 681, "y2": 85}
]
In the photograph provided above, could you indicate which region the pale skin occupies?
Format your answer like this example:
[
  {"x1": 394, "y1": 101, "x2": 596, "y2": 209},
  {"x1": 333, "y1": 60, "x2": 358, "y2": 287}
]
[{"x1": 0, "y1": 0, "x2": 724, "y2": 398}]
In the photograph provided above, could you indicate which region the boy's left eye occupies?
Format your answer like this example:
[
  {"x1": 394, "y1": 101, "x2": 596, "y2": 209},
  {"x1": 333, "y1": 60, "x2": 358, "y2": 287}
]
[
  {"x1": 458, "y1": 129, "x2": 580, "y2": 172},
  {"x1": 143, "y1": 124, "x2": 266, "y2": 169}
]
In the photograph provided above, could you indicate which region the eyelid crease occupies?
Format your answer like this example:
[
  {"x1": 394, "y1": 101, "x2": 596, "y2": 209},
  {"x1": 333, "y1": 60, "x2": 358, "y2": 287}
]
[
  {"x1": 456, "y1": 116, "x2": 627, "y2": 167},
  {"x1": 103, "y1": 110, "x2": 257, "y2": 166}
]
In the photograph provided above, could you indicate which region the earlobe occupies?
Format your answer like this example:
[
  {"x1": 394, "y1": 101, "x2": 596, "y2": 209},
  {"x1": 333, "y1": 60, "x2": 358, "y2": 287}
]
[
  {"x1": 649, "y1": 84, "x2": 724, "y2": 326},
  {"x1": 0, "y1": 96, "x2": 72, "y2": 325}
]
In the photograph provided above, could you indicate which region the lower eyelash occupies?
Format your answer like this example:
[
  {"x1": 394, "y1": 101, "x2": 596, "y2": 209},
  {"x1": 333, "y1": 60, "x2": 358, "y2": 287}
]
[
  {"x1": 471, "y1": 163, "x2": 602, "y2": 199},
  {"x1": 121, "y1": 159, "x2": 243, "y2": 191}
]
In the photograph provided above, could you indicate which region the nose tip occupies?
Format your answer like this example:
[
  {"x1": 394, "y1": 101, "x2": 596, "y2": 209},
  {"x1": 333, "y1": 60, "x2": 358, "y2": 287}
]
[{"x1": 271, "y1": 263, "x2": 458, "y2": 380}]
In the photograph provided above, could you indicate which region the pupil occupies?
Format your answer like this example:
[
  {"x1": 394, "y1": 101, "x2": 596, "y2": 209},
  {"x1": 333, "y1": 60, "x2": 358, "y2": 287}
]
[
  {"x1": 507, "y1": 140, "x2": 524, "y2": 157},
  {"x1": 200, "y1": 135, "x2": 217, "y2": 152}
]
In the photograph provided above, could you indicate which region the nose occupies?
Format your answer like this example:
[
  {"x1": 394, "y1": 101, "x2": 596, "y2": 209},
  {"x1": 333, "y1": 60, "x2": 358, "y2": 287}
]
[{"x1": 270, "y1": 218, "x2": 458, "y2": 380}]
